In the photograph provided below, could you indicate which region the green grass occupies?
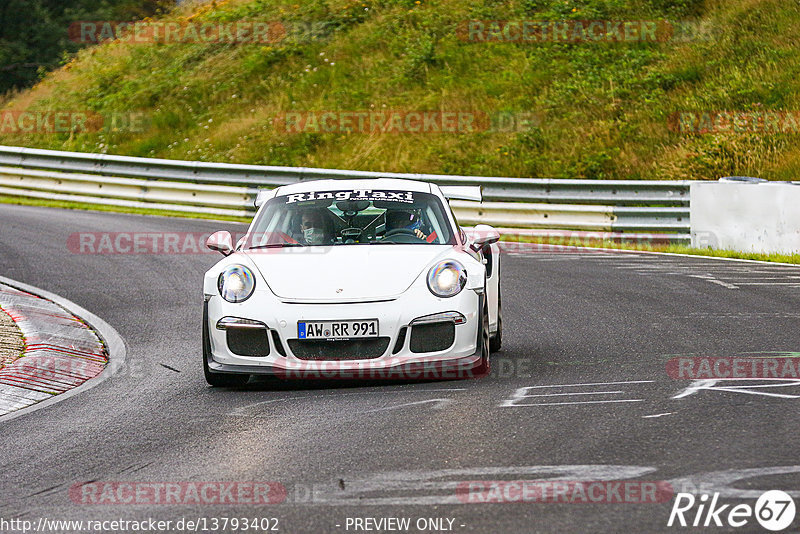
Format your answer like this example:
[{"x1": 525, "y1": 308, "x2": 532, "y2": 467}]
[
  {"x1": 0, "y1": 304, "x2": 26, "y2": 372},
  {"x1": 2, "y1": 0, "x2": 800, "y2": 180},
  {"x1": 502, "y1": 233, "x2": 800, "y2": 264},
  {"x1": 0, "y1": 194, "x2": 251, "y2": 223}
]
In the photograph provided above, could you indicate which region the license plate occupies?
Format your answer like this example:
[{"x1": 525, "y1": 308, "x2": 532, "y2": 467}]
[{"x1": 298, "y1": 319, "x2": 378, "y2": 340}]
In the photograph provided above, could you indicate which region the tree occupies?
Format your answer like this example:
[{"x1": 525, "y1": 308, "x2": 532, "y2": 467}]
[{"x1": 0, "y1": 0, "x2": 169, "y2": 94}]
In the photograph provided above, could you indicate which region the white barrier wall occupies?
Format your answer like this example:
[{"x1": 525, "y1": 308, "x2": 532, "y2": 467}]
[{"x1": 691, "y1": 181, "x2": 800, "y2": 254}]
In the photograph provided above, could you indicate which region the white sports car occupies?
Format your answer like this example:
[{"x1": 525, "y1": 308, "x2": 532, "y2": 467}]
[{"x1": 202, "y1": 178, "x2": 502, "y2": 386}]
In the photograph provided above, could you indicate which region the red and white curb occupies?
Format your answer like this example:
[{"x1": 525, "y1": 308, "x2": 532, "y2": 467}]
[{"x1": 0, "y1": 277, "x2": 125, "y2": 421}]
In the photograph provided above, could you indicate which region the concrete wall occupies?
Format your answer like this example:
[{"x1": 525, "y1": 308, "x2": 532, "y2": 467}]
[{"x1": 691, "y1": 181, "x2": 800, "y2": 255}]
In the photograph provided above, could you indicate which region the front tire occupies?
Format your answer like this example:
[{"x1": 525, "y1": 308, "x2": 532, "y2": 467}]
[
  {"x1": 489, "y1": 284, "x2": 502, "y2": 353},
  {"x1": 203, "y1": 304, "x2": 249, "y2": 387},
  {"x1": 471, "y1": 293, "x2": 491, "y2": 378}
]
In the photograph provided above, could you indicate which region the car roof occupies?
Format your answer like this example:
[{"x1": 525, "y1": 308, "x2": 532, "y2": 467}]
[{"x1": 273, "y1": 178, "x2": 434, "y2": 197}]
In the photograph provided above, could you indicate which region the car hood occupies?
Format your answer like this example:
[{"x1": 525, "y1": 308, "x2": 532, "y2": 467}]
[{"x1": 245, "y1": 245, "x2": 453, "y2": 302}]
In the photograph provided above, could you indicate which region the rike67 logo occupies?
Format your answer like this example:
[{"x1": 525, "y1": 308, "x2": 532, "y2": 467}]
[{"x1": 668, "y1": 490, "x2": 796, "y2": 531}]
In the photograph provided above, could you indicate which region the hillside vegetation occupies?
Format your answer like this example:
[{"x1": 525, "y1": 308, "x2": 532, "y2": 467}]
[{"x1": 1, "y1": 0, "x2": 799, "y2": 180}]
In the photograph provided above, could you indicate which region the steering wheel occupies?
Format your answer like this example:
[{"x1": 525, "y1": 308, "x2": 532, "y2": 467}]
[{"x1": 382, "y1": 228, "x2": 426, "y2": 243}]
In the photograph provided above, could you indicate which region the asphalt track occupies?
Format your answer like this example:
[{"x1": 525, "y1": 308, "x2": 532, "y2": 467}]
[{"x1": 0, "y1": 203, "x2": 798, "y2": 534}]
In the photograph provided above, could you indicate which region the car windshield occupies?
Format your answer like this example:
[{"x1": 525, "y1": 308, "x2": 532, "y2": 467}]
[{"x1": 245, "y1": 189, "x2": 456, "y2": 248}]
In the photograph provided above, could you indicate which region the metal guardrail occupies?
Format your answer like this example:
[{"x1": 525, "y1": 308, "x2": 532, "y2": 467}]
[{"x1": 0, "y1": 145, "x2": 692, "y2": 240}]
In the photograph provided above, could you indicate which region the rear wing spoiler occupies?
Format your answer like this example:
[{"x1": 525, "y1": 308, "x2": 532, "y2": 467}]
[
  {"x1": 439, "y1": 185, "x2": 482, "y2": 202},
  {"x1": 254, "y1": 189, "x2": 277, "y2": 207}
]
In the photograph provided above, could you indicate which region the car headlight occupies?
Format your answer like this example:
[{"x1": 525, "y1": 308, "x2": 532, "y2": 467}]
[
  {"x1": 427, "y1": 260, "x2": 466, "y2": 298},
  {"x1": 217, "y1": 265, "x2": 256, "y2": 303}
]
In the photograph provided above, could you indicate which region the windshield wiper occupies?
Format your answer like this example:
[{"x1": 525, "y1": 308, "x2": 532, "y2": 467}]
[{"x1": 246, "y1": 243, "x2": 305, "y2": 249}]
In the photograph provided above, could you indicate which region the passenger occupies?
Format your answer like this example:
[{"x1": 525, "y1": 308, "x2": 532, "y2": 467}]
[{"x1": 300, "y1": 209, "x2": 333, "y2": 245}]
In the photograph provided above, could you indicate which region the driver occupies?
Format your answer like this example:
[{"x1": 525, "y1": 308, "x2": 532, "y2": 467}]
[
  {"x1": 300, "y1": 209, "x2": 332, "y2": 245},
  {"x1": 385, "y1": 209, "x2": 428, "y2": 240}
]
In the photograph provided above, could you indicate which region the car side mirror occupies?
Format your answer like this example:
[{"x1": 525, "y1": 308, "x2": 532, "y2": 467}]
[
  {"x1": 470, "y1": 224, "x2": 500, "y2": 251},
  {"x1": 207, "y1": 231, "x2": 234, "y2": 256}
]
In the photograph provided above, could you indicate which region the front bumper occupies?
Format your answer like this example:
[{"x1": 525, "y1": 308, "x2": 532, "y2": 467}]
[{"x1": 204, "y1": 284, "x2": 483, "y2": 379}]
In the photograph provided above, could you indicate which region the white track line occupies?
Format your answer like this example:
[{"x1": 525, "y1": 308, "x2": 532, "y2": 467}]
[
  {"x1": 504, "y1": 243, "x2": 800, "y2": 267},
  {"x1": 520, "y1": 391, "x2": 624, "y2": 398},
  {"x1": 643, "y1": 413, "x2": 673, "y2": 419},
  {"x1": 513, "y1": 399, "x2": 643, "y2": 407},
  {"x1": 524, "y1": 380, "x2": 654, "y2": 388}
]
